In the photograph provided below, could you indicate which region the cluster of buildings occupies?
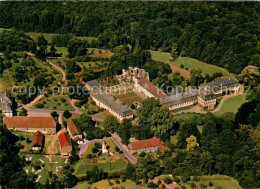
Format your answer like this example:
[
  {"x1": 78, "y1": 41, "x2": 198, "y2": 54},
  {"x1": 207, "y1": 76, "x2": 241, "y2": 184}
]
[
  {"x1": 86, "y1": 67, "x2": 240, "y2": 120},
  {"x1": 3, "y1": 115, "x2": 83, "y2": 156}
]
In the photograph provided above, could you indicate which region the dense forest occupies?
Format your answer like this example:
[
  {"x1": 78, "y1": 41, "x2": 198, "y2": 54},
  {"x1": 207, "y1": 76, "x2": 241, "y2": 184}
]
[{"x1": 0, "y1": 2, "x2": 259, "y2": 74}]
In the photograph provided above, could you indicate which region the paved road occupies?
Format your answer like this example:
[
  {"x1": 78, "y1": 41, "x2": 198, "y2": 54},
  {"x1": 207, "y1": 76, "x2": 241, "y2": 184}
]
[
  {"x1": 111, "y1": 133, "x2": 137, "y2": 164},
  {"x1": 78, "y1": 138, "x2": 109, "y2": 158}
]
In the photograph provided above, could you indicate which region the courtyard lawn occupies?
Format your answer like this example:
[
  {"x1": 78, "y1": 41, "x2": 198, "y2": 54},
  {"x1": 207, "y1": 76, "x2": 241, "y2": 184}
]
[
  {"x1": 214, "y1": 94, "x2": 246, "y2": 116},
  {"x1": 179, "y1": 175, "x2": 241, "y2": 189},
  {"x1": 33, "y1": 95, "x2": 74, "y2": 111},
  {"x1": 74, "y1": 159, "x2": 127, "y2": 178},
  {"x1": 115, "y1": 91, "x2": 143, "y2": 106},
  {"x1": 150, "y1": 51, "x2": 233, "y2": 77}
]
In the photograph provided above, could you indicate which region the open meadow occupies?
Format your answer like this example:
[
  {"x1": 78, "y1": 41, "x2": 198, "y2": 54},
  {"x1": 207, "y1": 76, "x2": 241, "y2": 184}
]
[{"x1": 151, "y1": 51, "x2": 233, "y2": 77}]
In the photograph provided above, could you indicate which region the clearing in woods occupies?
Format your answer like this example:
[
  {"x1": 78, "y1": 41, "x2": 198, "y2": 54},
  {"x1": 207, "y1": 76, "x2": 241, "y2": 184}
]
[{"x1": 150, "y1": 51, "x2": 233, "y2": 77}]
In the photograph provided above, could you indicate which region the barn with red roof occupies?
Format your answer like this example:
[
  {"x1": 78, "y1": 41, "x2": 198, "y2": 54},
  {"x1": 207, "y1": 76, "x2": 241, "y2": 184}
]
[
  {"x1": 129, "y1": 138, "x2": 168, "y2": 154},
  {"x1": 58, "y1": 132, "x2": 72, "y2": 156},
  {"x1": 3, "y1": 116, "x2": 56, "y2": 134},
  {"x1": 32, "y1": 131, "x2": 44, "y2": 151}
]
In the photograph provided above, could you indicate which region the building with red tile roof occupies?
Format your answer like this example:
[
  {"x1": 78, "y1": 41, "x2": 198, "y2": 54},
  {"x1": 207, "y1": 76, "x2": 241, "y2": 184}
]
[
  {"x1": 129, "y1": 138, "x2": 168, "y2": 154},
  {"x1": 58, "y1": 132, "x2": 72, "y2": 156},
  {"x1": 3, "y1": 116, "x2": 56, "y2": 134},
  {"x1": 32, "y1": 131, "x2": 44, "y2": 151},
  {"x1": 67, "y1": 119, "x2": 83, "y2": 144},
  {"x1": 134, "y1": 78, "x2": 167, "y2": 99}
]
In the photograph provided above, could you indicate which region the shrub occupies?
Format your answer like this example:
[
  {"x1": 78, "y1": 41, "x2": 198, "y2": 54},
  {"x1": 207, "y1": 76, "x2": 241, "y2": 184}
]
[
  {"x1": 209, "y1": 182, "x2": 214, "y2": 187},
  {"x1": 164, "y1": 178, "x2": 173, "y2": 185},
  {"x1": 193, "y1": 176, "x2": 200, "y2": 182},
  {"x1": 115, "y1": 179, "x2": 120, "y2": 184},
  {"x1": 199, "y1": 183, "x2": 207, "y2": 188},
  {"x1": 139, "y1": 151, "x2": 146, "y2": 157},
  {"x1": 181, "y1": 174, "x2": 190, "y2": 183},
  {"x1": 63, "y1": 110, "x2": 72, "y2": 118},
  {"x1": 180, "y1": 64, "x2": 184, "y2": 68},
  {"x1": 115, "y1": 146, "x2": 120, "y2": 152},
  {"x1": 190, "y1": 182, "x2": 196, "y2": 188},
  {"x1": 60, "y1": 98, "x2": 66, "y2": 103}
]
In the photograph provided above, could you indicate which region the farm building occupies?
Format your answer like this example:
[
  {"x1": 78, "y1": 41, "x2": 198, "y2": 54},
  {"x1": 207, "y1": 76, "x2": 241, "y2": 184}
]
[
  {"x1": 134, "y1": 78, "x2": 167, "y2": 99},
  {"x1": 205, "y1": 77, "x2": 240, "y2": 94},
  {"x1": 128, "y1": 138, "x2": 168, "y2": 154},
  {"x1": 3, "y1": 117, "x2": 56, "y2": 134},
  {"x1": 67, "y1": 119, "x2": 83, "y2": 144},
  {"x1": 86, "y1": 80, "x2": 133, "y2": 121},
  {"x1": 32, "y1": 131, "x2": 44, "y2": 151},
  {"x1": 58, "y1": 132, "x2": 72, "y2": 156}
]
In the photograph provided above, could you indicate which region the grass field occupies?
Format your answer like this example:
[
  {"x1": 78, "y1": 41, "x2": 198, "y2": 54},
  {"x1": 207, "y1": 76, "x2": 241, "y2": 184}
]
[
  {"x1": 179, "y1": 175, "x2": 241, "y2": 189},
  {"x1": 151, "y1": 51, "x2": 233, "y2": 77},
  {"x1": 214, "y1": 94, "x2": 246, "y2": 116},
  {"x1": 75, "y1": 179, "x2": 142, "y2": 189},
  {"x1": 74, "y1": 159, "x2": 127, "y2": 177},
  {"x1": 33, "y1": 95, "x2": 74, "y2": 111},
  {"x1": 115, "y1": 91, "x2": 143, "y2": 106},
  {"x1": 47, "y1": 46, "x2": 69, "y2": 58}
]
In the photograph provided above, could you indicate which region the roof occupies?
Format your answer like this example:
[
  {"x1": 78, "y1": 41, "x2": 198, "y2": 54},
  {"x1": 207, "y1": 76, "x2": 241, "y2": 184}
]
[
  {"x1": 85, "y1": 80, "x2": 101, "y2": 89},
  {"x1": 67, "y1": 119, "x2": 82, "y2": 136},
  {"x1": 206, "y1": 77, "x2": 238, "y2": 88},
  {"x1": 73, "y1": 136, "x2": 83, "y2": 141},
  {"x1": 32, "y1": 131, "x2": 44, "y2": 147},
  {"x1": 131, "y1": 138, "x2": 161, "y2": 150},
  {"x1": 3, "y1": 117, "x2": 56, "y2": 128},
  {"x1": 58, "y1": 132, "x2": 72, "y2": 148},
  {"x1": 160, "y1": 90, "x2": 198, "y2": 107},
  {"x1": 138, "y1": 78, "x2": 168, "y2": 99}
]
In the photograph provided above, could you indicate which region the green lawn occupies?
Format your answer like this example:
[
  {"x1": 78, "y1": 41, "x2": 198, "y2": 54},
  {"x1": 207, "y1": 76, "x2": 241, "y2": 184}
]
[
  {"x1": 74, "y1": 159, "x2": 127, "y2": 177},
  {"x1": 174, "y1": 113, "x2": 201, "y2": 121},
  {"x1": 75, "y1": 179, "x2": 142, "y2": 189},
  {"x1": 180, "y1": 175, "x2": 241, "y2": 189},
  {"x1": 214, "y1": 94, "x2": 246, "y2": 116},
  {"x1": 115, "y1": 91, "x2": 143, "y2": 106},
  {"x1": 97, "y1": 113, "x2": 108, "y2": 120},
  {"x1": 47, "y1": 46, "x2": 69, "y2": 58},
  {"x1": 33, "y1": 95, "x2": 74, "y2": 111},
  {"x1": 150, "y1": 51, "x2": 233, "y2": 77}
]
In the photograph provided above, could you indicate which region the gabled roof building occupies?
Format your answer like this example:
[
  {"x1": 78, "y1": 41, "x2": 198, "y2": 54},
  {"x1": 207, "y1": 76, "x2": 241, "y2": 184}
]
[
  {"x1": 129, "y1": 138, "x2": 168, "y2": 154},
  {"x1": 32, "y1": 131, "x2": 44, "y2": 151},
  {"x1": 205, "y1": 77, "x2": 240, "y2": 94},
  {"x1": 86, "y1": 80, "x2": 133, "y2": 121},
  {"x1": 67, "y1": 119, "x2": 83, "y2": 144},
  {"x1": 58, "y1": 132, "x2": 72, "y2": 156},
  {"x1": 134, "y1": 78, "x2": 168, "y2": 99},
  {"x1": 3, "y1": 117, "x2": 56, "y2": 134}
]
